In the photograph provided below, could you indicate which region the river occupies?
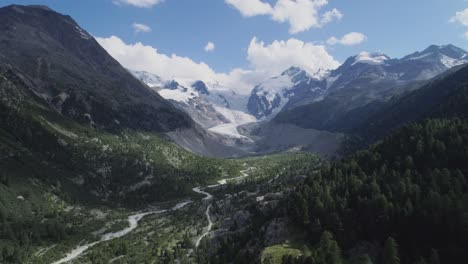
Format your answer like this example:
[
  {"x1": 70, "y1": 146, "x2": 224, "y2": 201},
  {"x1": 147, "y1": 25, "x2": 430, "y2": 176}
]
[{"x1": 51, "y1": 169, "x2": 252, "y2": 263}]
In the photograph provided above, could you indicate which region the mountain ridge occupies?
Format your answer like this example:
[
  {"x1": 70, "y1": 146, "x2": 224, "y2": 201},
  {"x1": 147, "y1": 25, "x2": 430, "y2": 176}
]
[
  {"x1": 0, "y1": 4, "x2": 192, "y2": 133},
  {"x1": 248, "y1": 44, "x2": 468, "y2": 121}
]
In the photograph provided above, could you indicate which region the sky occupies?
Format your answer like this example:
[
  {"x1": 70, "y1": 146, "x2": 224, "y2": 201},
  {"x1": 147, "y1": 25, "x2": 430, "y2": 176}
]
[{"x1": 2, "y1": 0, "x2": 468, "y2": 94}]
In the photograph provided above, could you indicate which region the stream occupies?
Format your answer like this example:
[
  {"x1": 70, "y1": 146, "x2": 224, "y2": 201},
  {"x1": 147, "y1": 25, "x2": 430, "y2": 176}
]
[{"x1": 51, "y1": 202, "x2": 191, "y2": 264}]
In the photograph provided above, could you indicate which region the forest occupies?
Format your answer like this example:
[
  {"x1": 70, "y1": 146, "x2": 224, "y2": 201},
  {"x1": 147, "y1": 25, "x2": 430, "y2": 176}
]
[{"x1": 285, "y1": 118, "x2": 468, "y2": 263}]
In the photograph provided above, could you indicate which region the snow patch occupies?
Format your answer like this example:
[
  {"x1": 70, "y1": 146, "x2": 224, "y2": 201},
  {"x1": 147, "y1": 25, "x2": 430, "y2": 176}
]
[
  {"x1": 75, "y1": 26, "x2": 92, "y2": 40},
  {"x1": 440, "y1": 55, "x2": 466, "y2": 68},
  {"x1": 158, "y1": 88, "x2": 197, "y2": 103},
  {"x1": 352, "y1": 52, "x2": 389, "y2": 66}
]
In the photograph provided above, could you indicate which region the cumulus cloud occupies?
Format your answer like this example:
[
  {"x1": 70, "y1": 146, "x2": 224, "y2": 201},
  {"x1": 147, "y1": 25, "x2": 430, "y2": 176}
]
[
  {"x1": 450, "y1": 8, "x2": 468, "y2": 26},
  {"x1": 96, "y1": 36, "x2": 339, "y2": 94},
  {"x1": 96, "y1": 36, "x2": 218, "y2": 82},
  {"x1": 247, "y1": 37, "x2": 339, "y2": 76},
  {"x1": 327, "y1": 32, "x2": 367, "y2": 46},
  {"x1": 113, "y1": 0, "x2": 163, "y2": 8},
  {"x1": 321, "y1": 8, "x2": 343, "y2": 25},
  {"x1": 225, "y1": 0, "x2": 272, "y2": 16},
  {"x1": 132, "y1": 23, "x2": 152, "y2": 33},
  {"x1": 226, "y1": 0, "x2": 342, "y2": 34},
  {"x1": 205, "y1": 42, "x2": 215, "y2": 52}
]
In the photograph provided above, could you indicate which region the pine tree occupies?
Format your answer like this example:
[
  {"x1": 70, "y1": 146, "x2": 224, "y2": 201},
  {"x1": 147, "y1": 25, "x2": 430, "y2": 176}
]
[
  {"x1": 383, "y1": 237, "x2": 400, "y2": 264},
  {"x1": 318, "y1": 231, "x2": 342, "y2": 264}
]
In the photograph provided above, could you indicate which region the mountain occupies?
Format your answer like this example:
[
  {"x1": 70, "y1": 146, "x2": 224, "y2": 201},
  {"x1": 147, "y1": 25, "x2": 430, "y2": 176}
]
[
  {"x1": 0, "y1": 5, "x2": 192, "y2": 132},
  {"x1": 131, "y1": 70, "x2": 165, "y2": 88},
  {"x1": 353, "y1": 63, "x2": 468, "y2": 141},
  {"x1": 401, "y1": 44, "x2": 468, "y2": 74},
  {"x1": 247, "y1": 67, "x2": 326, "y2": 120},
  {"x1": 131, "y1": 70, "x2": 256, "y2": 139},
  {"x1": 0, "y1": 4, "x2": 246, "y2": 206},
  {"x1": 273, "y1": 45, "x2": 468, "y2": 131},
  {"x1": 2, "y1": 4, "x2": 468, "y2": 264}
]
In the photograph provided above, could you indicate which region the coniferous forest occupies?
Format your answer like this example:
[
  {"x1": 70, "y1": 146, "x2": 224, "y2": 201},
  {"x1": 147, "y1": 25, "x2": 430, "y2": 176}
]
[{"x1": 285, "y1": 119, "x2": 468, "y2": 263}]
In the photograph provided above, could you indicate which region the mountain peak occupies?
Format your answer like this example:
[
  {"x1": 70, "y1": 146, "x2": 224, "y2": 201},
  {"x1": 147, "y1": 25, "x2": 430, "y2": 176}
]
[
  {"x1": 422, "y1": 44, "x2": 463, "y2": 53},
  {"x1": 191, "y1": 81, "x2": 210, "y2": 95},
  {"x1": 282, "y1": 66, "x2": 304, "y2": 77},
  {"x1": 130, "y1": 70, "x2": 164, "y2": 87},
  {"x1": 402, "y1": 44, "x2": 468, "y2": 68},
  {"x1": 4, "y1": 4, "x2": 54, "y2": 13},
  {"x1": 409, "y1": 44, "x2": 466, "y2": 58},
  {"x1": 352, "y1": 52, "x2": 390, "y2": 66},
  {"x1": 0, "y1": 4, "x2": 192, "y2": 132},
  {"x1": 27, "y1": 5, "x2": 53, "y2": 11},
  {"x1": 1, "y1": 4, "x2": 93, "y2": 41}
]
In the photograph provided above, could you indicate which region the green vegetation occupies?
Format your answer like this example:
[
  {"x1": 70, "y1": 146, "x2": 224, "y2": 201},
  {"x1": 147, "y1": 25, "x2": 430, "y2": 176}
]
[
  {"x1": 2, "y1": 29, "x2": 468, "y2": 263},
  {"x1": 0, "y1": 66, "x2": 242, "y2": 263},
  {"x1": 286, "y1": 118, "x2": 468, "y2": 263},
  {"x1": 262, "y1": 244, "x2": 302, "y2": 264}
]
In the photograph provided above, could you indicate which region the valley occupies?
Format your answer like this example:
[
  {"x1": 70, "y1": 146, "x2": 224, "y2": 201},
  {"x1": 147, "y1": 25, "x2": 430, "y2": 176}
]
[{"x1": 0, "y1": 3, "x2": 468, "y2": 264}]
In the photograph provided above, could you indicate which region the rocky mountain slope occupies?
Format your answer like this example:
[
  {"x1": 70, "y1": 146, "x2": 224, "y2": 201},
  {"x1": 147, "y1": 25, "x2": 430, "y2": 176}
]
[
  {"x1": 273, "y1": 45, "x2": 468, "y2": 132},
  {"x1": 0, "y1": 5, "x2": 192, "y2": 132},
  {"x1": 0, "y1": 4, "x2": 245, "y2": 204},
  {"x1": 131, "y1": 45, "x2": 468, "y2": 159},
  {"x1": 132, "y1": 70, "x2": 344, "y2": 158}
]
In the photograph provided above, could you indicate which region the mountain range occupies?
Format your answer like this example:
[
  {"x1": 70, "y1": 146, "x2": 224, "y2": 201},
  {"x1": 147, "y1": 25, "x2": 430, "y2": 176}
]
[
  {"x1": 131, "y1": 42, "x2": 468, "y2": 157},
  {"x1": 1, "y1": 4, "x2": 468, "y2": 264}
]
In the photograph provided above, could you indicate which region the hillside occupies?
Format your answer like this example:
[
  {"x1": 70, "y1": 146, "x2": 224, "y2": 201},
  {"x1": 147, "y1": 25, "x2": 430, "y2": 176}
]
[
  {"x1": 201, "y1": 118, "x2": 468, "y2": 264},
  {"x1": 0, "y1": 5, "x2": 192, "y2": 132}
]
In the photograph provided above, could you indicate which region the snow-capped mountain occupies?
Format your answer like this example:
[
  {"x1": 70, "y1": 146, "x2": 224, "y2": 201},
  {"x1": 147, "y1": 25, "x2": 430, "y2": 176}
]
[
  {"x1": 327, "y1": 44, "x2": 468, "y2": 91},
  {"x1": 247, "y1": 67, "x2": 325, "y2": 120},
  {"x1": 248, "y1": 45, "x2": 468, "y2": 120},
  {"x1": 131, "y1": 45, "x2": 468, "y2": 137},
  {"x1": 132, "y1": 70, "x2": 165, "y2": 88},
  {"x1": 352, "y1": 52, "x2": 391, "y2": 66},
  {"x1": 402, "y1": 44, "x2": 467, "y2": 67},
  {"x1": 272, "y1": 44, "x2": 468, "y2": 132},
  {"x1": 131, "y1": 70, "x2": 256, "y2": 139}
]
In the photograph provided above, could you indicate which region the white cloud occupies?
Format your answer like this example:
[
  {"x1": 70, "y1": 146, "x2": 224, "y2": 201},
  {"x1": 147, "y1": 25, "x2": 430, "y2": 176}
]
[
  {"x1": 464, "y1": 31, "x2": 468, "y2": 40},
  {"x1": 132, "y1": 23, "x2": 152, "y2": 33},
  {"x1": 113, "y1": 0, "x2": 163, "y2": 8},
  {"x1": 450, "y1": 8, "x2": 468, "y2": 26},
  {"x1": 96, "y1": 36, "x2": 218, "y2": 82},
  {"x1": 247, "y1": 37, "x2": 339, "y2": 76},
  {"x1": 226, "y1": 0, "x2": 342, "y2": 34},
  {"x1": 205, "y1": 42, "x2": 215, "y2": 52},
  {"x1": 327, "y1": 32, "x2": 367, "y2": 46},
  {"x1": 96, "y1": 36, "x2": 339, "y2": 94},
  {"x1": 321, "y1": 8, "x2": 343, "y2": 25},
  {"x1": 225, "y1": 0, "x2": 273, "y2": 16}
]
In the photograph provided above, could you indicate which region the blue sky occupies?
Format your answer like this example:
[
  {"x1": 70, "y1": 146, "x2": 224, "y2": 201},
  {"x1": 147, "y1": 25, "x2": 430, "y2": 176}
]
[{"x1": 2, "y1": 0, "x2": 468, "y2": 92}]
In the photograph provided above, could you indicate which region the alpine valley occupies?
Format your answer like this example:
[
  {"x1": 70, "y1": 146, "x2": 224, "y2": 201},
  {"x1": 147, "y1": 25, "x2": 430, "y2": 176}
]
[{"x1": 1, "y1": 4, "x2": 468, "y2": 264}]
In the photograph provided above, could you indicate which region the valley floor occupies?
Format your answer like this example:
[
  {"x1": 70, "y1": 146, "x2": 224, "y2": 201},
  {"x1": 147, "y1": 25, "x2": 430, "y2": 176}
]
[{"x1": 24, "y1": 158, "x2": 309, "y2": 264}]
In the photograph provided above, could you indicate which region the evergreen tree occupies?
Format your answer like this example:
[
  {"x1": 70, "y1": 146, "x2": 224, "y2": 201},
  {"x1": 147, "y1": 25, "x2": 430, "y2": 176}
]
[{"x1": 383, "y1": 237, "x2": 400, "y2": 264}]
